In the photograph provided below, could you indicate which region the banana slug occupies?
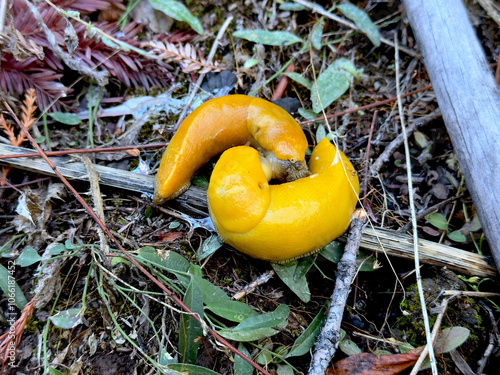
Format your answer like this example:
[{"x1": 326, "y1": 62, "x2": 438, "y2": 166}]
[
  {"x1": 153, "y1": 95, "x2": 309, "y2": 204},
  {"x1": 208, "y1": 138, "x2": 359, "y2": 262}
]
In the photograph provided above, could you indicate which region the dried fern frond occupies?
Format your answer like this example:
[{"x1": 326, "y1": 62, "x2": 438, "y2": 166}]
[
  {"x1": 2, "y1": 0, "x2": 173, "y2": 111},
  {"x1": 0, "y1": 88, "x2": 37, "y2": 147},
  {"x1": 146, "y1": 41, "x2": 225, "y2": 74}
]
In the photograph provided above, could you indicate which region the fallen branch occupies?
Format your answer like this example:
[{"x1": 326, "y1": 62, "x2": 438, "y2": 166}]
[{"x1": 308, "y1": 209, "x2": 367, "y2": 374}]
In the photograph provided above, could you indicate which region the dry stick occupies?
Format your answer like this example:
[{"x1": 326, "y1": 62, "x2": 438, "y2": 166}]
[
  {"x1": 174, "y1": 15, "x2": 234, "y2": 131},
  {"x1": 22, "y1": 0, "x2": 108, "y2": 86},
  {"x1": 299, "y1": 85, "x2": 433, "y2": 127},
  {"x1": 308, "y1": 209, "x2": 367, "y2": 375},
  {"x1": 395, "y1": 39, "x2": 438, "y2": 375},
  {"x1": 2, "y1": 101, "x2": 271, "y2": 375},
  {"x1": 476, "y1": 301, "x2": 500, "y2": 375},
  {"x1": 292, "y1": 0, "x2": 419, "y2": 57},
  {"x1": 370, "y1": 108, "x2": 441, "y2": 175},
  {"x1": 0, "y1": 143, "x2": 167, "y2": 160},
  {"x1": 81, "y1": 156, "x2": 110, "y2": 265}
]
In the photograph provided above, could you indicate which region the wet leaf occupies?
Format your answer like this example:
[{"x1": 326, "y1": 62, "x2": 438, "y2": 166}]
[
  {"x1": 149, "y1": 0, "x2": 204, "y2": 35},
  {"x1": 233, "y1": 29, "x2": 302, "y2": 46},
  {"x1": 198, "y1": 234, "x2": 224, "y2": 261}
]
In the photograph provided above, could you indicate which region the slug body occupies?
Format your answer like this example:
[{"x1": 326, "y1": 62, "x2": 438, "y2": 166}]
[
  {"x1": 208, "y1": 138, "x2": 359, "y2": 262},
  {"x1": 153, "y1": 95, "x2": 309, "y2": 204}
]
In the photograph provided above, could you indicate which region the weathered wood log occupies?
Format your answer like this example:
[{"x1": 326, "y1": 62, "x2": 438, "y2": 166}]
[{"x1": 402, "y1": 0, "x2": 500, "y2": 272}]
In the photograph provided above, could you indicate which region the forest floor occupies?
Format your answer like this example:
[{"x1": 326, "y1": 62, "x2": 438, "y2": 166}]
[{"x1": 0, "y1": 1, "x2": 499, "y2": 374}]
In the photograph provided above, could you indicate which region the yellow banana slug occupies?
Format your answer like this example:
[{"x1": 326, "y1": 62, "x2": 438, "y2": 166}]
[
  {"x1": 153, "y1": 95, "x2": 309, "y2": 204},
  {"x1": 208, "y1": 138, "x2": 360, "y2": 262}
]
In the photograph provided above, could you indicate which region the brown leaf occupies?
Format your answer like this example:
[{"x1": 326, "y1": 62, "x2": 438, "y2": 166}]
[
  {"x1": 327, "y1": 349, "x2": 422, "y2": 375},
  {"x1": 154, "y1": 231, "x2": 184, "y2": 242}
]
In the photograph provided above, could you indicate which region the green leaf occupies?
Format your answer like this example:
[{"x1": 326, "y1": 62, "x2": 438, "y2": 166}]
[
  {"x1": 286, "y1": 303, "x2": 327, "y2": 358},
  {"x1": 243, "y1": 58, "x2": 260, "y2": 69},
  {"x1": 282, "y1": 72, "x2": 312, "y2": 89},
  {"x1": 339, "y1": 339, "x2": 362, "y2": 355},
  {"x1": 311, "y1": 19, "x2": 325, "y2": 50},
  {"x1": 179, "y1": 277, "x2": 203, "y2": 364},
  {"x1": 279, "y1": 2, "x2": 307, "y2": 11},
  {"x1": 235, "y1": 304, "x2": 289, "y2": 331},
  {"x1": 298, "y1": 107, "x2": 319, "y2": 120},
  {"x1": 217, "y1": 304, "x2": 289, "y2": 342},
  {"x1": 166, "y1": 363, "x2": 220, "y2": 375},
  {"x1": 272, "y1": 261, "x2": 311, "y2": 302},
  {"x1": 169, "y1": 221, "x2": 181, "y2": 229},
  {"x1": 234, "y1": 343, "x2": 253, "y2": 375},
  {"x1": 233, "y1": 29, "x2": 302, "y2": 46},
  {"x1": 48, "y1": 243, "x2": 68, "y2": 255},
  {"x1": 49, "y1": 112, "x2": 81, "y2": 125},
  {"x1": 0, "y1": 263, "x2": 28, "y2": 309},
  {"x1": 48, "y1": 367, "x2": 65, "y2": 375},
  {"x1": 425, "y1": 212, "x2": 449, "y2": 231},
  {"x1": 198, "y1": 235, "x2": 223, "y2": 261},
  {"x1": 357, "y1": 251, "x2": 376, "y2": 272},
  {"x1": 447, "y1": 230, "x2": 467, "y2": 243},
  {"x1": 277, "y1": 364, "x2": 295, "y2": 375},
  {"x1": 316, "y1": 125, "x2": 327, "y2": 143},
  {"x1": 149, "y1": 0, "x2": 204, "y2": 35},
  {"x1": 137, "y1": 246, "x2": 191, "y2": 286},
  {"x1": 320, "y1": 241, "x2": 343, "y2": 263},
  {"x1": 193, "y1": 276, "x2": 257, "y2": 322},
  {"x1": 337, "y1": 3, "x2": 381, "y2": 47},
  {"x1": 64, "y1": 240, "x2": 75, "y2": 250},
  {"x1": 434, "y1": 327, "x2": 470, "y2": 354},
  {"x1": 192, "y1": 175, "x2": 209, "y2": 188},
  {"x1": 49, "y1": 308, "x2": 82, "y2": 329},
  {"x1": 294, "y1": 256, "x2": 315, "y2": 280},
  {"x1": 15, "y1": 246, "x2": 41, "y2": 267},
  {"x1": 310, "y1": 58, "x2": 359, "y2": 113},
  {"x1": 218, "y1": 326, "x2": 279, "y2": 342}
]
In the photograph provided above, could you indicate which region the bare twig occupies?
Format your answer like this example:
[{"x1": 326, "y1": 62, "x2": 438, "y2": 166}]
[
  {"x1": 232, "y1": 270, "x2": 275, "y2": 300},
  {"x1": 395, "y1": 38, "x2": 438, "y2": 375},
  {"x1": 308, "y1": 209, "x2": 367, "y2": 374},
  {"x1": 299, "y1": 85, "x2": 433, "y2": 127},
  {"x1": 370, "y1": 108, "x2": 441, "y2": 175},
  {"x1": 476, "y1": 301, "x2": 500, "y2": 374}
]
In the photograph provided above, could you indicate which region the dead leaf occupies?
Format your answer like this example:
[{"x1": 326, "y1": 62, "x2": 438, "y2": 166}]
[{"x1": 327, "y1": 349, "x2": 422, "y2": 375}]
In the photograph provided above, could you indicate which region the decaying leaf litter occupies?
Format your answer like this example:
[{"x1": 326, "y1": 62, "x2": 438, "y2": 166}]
[{"x1": 0, "y1": 0, "x2": 499, "y2": 374}]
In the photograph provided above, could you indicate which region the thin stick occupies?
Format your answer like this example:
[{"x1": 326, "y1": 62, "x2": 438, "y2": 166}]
[
  {"x1": 299, "y1": 85, "x2": 433, "y2": 126},
  {"x1": 395, "y1": 38, "x2": 438, "y2": 374},
  {"x1": 2, "y1": 100, "x2": 271, "y2": 375},
  {"x1": 174, "y1": 16, "x2": 234, "y2": 130},
  {"x1": 308, "y1": 209, "x2": 367, "y2": 374},
  {"x1": 0, "y1": 143, "x2": 167, "y2": 160}
]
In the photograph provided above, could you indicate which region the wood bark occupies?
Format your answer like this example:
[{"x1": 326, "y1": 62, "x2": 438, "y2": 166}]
[{"x1": 402, "y1": 0, "x2": 500, "y2": 271}]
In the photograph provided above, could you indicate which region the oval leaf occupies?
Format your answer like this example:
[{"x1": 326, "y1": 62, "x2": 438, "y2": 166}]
[
  {"x1": 233, "y1": 29, "x2": 302, "y2": 46},
  {"x1": 149, "y1": 0, "x2": 204, "y2": 35},
  {"x1": 15, "y1": 246, "x2": 41, "y2": 267},
  {"x1": 0, "y1": 263, "x2": 28, "y2": 309},
  {"x1": 49, "y1": 308, "x2": 82, "y2": 329},
  {"x1": 234, "y1": 343, "x2": 253, "y2": 375},
  {"x1": 425, "y1": 212, "x2": 449, "y2": 231},
  {"x1": 48, "y1": 112, "x2": 81, "y2": 125}
]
